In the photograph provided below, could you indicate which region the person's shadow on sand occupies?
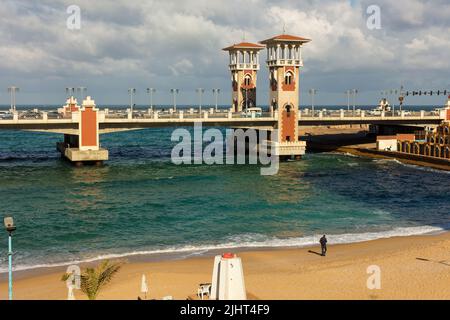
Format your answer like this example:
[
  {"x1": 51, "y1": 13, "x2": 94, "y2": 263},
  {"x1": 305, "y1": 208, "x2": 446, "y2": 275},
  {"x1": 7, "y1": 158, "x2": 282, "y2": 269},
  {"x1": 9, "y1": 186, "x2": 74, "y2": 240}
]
[
  {"x1": 416, "y1": 257, "x2": 450, "y2": 267},
  {"x1": 308, "y1": 250, "x2": 323, "y2": 256}
]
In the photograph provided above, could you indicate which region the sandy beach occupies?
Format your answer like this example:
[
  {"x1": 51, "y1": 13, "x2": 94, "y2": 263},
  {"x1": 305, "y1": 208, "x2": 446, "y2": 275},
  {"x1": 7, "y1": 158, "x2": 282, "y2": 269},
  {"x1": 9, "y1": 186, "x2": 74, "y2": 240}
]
[{"x1": 1, "y1": 232, "x2": 449, "y2": 300}]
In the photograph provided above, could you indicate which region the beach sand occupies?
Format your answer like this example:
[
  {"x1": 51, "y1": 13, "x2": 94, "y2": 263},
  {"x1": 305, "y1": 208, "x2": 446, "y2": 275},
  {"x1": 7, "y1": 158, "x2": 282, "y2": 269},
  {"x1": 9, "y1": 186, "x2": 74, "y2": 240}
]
[{"x1": 0, "y1": 232, "x2": 449, "y2": 300}]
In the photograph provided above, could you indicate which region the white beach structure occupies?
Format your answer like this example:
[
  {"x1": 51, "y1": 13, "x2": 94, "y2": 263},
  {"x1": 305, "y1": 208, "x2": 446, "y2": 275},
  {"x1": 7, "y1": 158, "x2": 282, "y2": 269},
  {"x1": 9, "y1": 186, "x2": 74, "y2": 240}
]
[
  {"x1": 141, "y1": 274, "x2": 148, "y2": 299},
  {"x1": 210, "y1": 253, "x2": 247, "y2": 300}
]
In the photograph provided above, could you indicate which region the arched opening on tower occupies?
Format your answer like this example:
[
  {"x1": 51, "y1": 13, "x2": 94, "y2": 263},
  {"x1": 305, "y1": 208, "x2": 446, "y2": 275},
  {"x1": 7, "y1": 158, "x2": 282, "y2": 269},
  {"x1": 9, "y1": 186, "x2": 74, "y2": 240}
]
[
  {"x1": 244, "y1": 74, "x2": 252, "y2": 87},
  {"x1": 281, "y1": 104, "x2": 296, "y2": 142},
  {"x1": 284, "y1": 72, "x2": 293, "y2": 86}
]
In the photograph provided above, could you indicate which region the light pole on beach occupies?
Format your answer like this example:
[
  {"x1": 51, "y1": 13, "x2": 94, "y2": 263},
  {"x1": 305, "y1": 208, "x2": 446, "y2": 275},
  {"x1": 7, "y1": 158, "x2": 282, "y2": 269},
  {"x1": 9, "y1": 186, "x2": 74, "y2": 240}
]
[
  {"x1": 146, "y1": 88, "x2": 156, "y2": 111},
  {"x1": 196, "y1": 88, "x2": 205, "y2": 113},
  {"x1": 128, "y1": 88, "x2": 136, "y2": 114},
  {"x1": 7, "y1": 87, "x2": 20, "y2": 113},
  {"x1": 4, "y1": 217, "x2": 16, "y2": 300},
  {"x1": 212, "y1": 88, "x2": 220, "y2": 112},
  {"x1": 170, "y1": 89, "x2": 179, "y2": 112}
]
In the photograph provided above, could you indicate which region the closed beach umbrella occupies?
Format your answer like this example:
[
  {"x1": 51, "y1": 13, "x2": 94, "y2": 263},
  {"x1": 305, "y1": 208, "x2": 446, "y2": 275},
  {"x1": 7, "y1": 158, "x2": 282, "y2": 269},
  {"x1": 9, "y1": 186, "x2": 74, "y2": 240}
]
[
  {"x1": 141, "y1": 274, "x2": 148, "y2": 299},
  {"x1": 67, "y1": 285, "x2": 75, "y2": 300}
]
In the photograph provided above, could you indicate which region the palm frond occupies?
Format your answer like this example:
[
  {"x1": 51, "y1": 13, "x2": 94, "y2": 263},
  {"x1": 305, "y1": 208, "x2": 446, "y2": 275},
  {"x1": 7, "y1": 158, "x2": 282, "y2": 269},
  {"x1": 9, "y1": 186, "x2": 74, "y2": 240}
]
[{"x1": 62, "y1": 260, "x2": 123, "y2": 300}]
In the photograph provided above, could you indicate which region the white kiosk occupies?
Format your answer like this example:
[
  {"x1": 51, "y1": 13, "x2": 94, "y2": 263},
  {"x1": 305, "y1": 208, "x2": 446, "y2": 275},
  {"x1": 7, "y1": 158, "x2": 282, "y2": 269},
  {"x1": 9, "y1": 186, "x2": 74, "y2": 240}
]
[{"x1": 210, "y1": 253, "x2": 247, "y2": 300}]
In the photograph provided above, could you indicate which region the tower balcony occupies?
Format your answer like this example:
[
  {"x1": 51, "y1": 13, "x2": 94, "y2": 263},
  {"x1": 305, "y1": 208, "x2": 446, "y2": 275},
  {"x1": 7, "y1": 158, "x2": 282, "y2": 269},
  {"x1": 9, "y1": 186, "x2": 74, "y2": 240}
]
[
  {"x1": 229, "y1": 63, "x2": 260, "y2": 71},
  {"x1": 266, "y1": 59, "x2": 303, "y2": 67}
]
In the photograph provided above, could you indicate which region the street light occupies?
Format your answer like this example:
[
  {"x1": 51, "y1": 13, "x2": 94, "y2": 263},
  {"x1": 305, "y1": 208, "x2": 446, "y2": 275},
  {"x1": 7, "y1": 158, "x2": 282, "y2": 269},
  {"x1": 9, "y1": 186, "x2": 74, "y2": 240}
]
[
  {"x1": 146, "y1": 88, "x2": 156, "y2": 111},
  {"x1": 4, "y1": 216, "x2": 16, "y2": 300},
  {"x1": 345, "y1": 90, "x2": 351, "y2": 113},
  {"x1": 352, "y1": 89, "x2": 358, "y2": 115},
  {"x1": 7, "y1": 87, "x2": 20, "y2": 112},
  {"x1": 212, "y1": 88, "x2": 220, "y2": 112},
  {"x1": 308, "y1": 89, "x2": 318, "y2": 115},
  {"x1": 170, "y1": 89, "x2": 179, "y2": 111},
  {"x1": 128, "y1": 88, "x2": 137, "y2": 113},
  {"x1": 399, "y1": 85, "x2": 405, "y2": 113},
  {"x1": 65, "y1": 87, "x2": 75, "y2": 98},
  {"x1": 76, "y1": 87, "x2": 87, "y2": 101},
  {"x1": 196, "y1": 88, "x2": 205, "y2": 113}
]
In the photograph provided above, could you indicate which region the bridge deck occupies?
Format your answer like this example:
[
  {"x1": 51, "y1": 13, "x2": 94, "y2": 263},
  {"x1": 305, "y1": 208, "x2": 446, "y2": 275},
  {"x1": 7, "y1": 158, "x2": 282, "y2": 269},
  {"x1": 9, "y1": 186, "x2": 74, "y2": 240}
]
[{"x1": 0, "y1": 109, "x2": 443, "y2": 134}]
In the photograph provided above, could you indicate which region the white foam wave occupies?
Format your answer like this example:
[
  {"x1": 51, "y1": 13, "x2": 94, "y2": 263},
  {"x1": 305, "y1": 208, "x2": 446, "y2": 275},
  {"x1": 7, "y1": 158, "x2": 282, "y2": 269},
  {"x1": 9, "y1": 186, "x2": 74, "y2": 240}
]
[
  {"x1": 1, "y1": 224, "x2": 447, "y2": 274},
  {"x1": 373, "y1": 158, "x2": 450, "y2": 174}
]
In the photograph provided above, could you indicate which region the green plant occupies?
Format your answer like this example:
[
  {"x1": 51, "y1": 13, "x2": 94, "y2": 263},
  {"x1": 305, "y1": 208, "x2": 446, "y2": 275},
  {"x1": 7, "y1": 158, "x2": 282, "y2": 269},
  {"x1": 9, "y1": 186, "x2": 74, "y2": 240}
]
[{"x1": 62, "y1": 260, "x2": 123, "y2": 300}]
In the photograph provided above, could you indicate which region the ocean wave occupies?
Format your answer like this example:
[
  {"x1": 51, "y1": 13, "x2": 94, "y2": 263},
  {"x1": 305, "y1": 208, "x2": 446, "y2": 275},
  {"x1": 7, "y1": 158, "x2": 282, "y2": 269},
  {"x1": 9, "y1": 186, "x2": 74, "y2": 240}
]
[
  {"x1": 373, "y1": 158, "x2": 450, "y2": 174},
  {"x1": 1, "y1": 224, "x2": 447, "y2": 274}
]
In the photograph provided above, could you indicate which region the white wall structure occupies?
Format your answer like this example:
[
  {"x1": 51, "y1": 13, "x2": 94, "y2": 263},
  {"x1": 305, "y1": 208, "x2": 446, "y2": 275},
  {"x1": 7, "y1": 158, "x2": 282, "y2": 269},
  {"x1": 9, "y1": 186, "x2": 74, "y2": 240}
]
[{"x1": 377, "y1": 137, "x2": 398, "y2": 151}]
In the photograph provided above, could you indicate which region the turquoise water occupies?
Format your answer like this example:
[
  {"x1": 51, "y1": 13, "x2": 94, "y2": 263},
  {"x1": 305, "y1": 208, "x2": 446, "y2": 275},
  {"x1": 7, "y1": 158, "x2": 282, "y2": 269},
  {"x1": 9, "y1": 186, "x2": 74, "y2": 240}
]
[{"x1": 0, "y1": 127, "x2": 449, "y2": 272}]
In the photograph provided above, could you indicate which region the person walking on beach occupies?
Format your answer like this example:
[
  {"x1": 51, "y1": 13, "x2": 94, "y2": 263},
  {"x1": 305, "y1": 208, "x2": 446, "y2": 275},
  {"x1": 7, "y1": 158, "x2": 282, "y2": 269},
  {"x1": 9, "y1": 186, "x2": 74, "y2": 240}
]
[{"x1": 320, "y1": 235, "x2": 327, "y2": 256}]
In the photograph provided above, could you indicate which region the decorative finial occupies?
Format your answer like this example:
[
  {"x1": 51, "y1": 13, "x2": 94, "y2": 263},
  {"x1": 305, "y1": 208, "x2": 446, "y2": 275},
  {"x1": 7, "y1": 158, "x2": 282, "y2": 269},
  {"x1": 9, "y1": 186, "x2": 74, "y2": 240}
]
[
  {"x1": 282, "y1": 22, "x2": 286, "y2": 34},
  {"x1": 243, "y1": 31, "x2": 246, "y2": 41}
]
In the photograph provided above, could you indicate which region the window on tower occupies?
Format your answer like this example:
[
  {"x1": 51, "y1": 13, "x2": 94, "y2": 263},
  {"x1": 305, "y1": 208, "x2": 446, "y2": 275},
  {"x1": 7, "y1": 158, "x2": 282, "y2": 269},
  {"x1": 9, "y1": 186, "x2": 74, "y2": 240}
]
[
  {"x1": 244, "y1": 75, "x2": 252, "y2": 87},
  {"x1": 284, "y1": 72, "x2": 293, "y2": 85}
]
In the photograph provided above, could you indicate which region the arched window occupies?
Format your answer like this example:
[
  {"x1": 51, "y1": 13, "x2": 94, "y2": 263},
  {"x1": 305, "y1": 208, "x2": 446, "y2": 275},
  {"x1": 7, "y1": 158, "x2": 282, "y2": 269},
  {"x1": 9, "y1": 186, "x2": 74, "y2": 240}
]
[
  {"x1": 244, "y1": 75, "x2": 252, "y2": 87},
  {"x1": 284, "y1": 72, "x2": 293, "y2": 85},
  {"x1": 285, "y1": 105, "x2": 292, "y2": 117}
]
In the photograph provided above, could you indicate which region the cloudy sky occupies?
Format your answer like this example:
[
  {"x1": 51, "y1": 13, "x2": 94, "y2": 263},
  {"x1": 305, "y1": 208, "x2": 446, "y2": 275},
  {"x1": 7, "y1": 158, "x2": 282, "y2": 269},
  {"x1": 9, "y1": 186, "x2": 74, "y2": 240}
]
[{"x1": 0, "y1": 0, "x2": 449, "y2": 106}]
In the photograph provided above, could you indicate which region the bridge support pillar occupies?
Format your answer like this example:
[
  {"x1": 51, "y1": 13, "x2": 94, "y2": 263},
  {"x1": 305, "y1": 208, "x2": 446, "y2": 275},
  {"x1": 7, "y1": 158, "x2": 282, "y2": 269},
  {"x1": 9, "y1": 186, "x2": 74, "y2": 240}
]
[{"x1": 57, "y1": 96, "x2": 108, "y2": 165}]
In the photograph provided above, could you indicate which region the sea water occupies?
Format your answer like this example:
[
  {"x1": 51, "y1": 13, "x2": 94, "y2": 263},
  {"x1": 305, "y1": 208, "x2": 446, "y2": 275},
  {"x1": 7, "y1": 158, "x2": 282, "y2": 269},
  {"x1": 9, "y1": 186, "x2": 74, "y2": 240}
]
[{"x1": 0, "y1": 107, "x2": 449, "y2": 273}]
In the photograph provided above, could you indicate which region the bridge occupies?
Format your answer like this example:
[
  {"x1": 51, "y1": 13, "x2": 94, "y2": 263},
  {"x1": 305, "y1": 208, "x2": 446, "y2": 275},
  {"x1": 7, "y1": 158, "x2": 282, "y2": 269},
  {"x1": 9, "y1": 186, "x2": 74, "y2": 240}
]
[
  {"x1": 0, "y1": 101, "x2": 446, "y2": 165},
  {"x1": 1, "y1": 32, "x2": 449, "y2": 165},
  {"x1": 0, "y1": 108, "x2": 444, "y2": 134}
]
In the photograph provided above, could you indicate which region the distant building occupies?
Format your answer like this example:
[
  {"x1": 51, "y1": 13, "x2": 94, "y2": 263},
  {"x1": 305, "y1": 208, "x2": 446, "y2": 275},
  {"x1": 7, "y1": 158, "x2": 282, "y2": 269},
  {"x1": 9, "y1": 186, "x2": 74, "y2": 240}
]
[{"x1": 377, "y1": 96, "x2": 450, "y2": 159}]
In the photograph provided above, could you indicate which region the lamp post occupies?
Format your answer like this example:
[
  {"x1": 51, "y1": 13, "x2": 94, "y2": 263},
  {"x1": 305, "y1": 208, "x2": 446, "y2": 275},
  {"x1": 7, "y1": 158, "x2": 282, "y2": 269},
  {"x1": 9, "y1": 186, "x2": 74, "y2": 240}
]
[
  {"x1": 170, "y1": 89, "x2": 179, "y2": 112},
  {"x1": 345, "y1": 90, "x2": 351, "y2": 113},
  {"x1": 146, "y1": 88, "x2": 156, "y2": 111},
  {"x1": 76, "y1": 87, "x2": 87, "y2": 101},
  {"x1": 4, "y1": 217, "x2": 16, "y2": 300},
  {"x1": 212, "y1": 88, "x2": 220, "y2": 112},
  {"x1": 128, "y1": 88, "x2": 136, "y2": 114},
  {"x1": 309, "y1": 89, "x2": 318, "y2": 116},
  {"x1": 196, "y1": 88, "x2": 205, "y2": 113},
  {"x1": 7, "y1": 87, "x2": 20, "y2": 113},
  {"x1": 352, "y1": 89, "x2": 358, "y2": 115},
  {"x1": 65, "y1": 87, "x2": 75, "y2": 98},
  {"x1": 399, "y1": 85, "x2": 405, "y2": 112}
]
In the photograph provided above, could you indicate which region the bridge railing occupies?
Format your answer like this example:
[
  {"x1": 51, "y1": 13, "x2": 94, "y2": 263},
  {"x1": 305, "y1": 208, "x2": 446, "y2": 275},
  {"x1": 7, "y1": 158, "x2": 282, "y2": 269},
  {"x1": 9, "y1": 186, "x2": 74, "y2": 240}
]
[{"x1": 0, "y1": 108, "x2": 443, "y2": 122}]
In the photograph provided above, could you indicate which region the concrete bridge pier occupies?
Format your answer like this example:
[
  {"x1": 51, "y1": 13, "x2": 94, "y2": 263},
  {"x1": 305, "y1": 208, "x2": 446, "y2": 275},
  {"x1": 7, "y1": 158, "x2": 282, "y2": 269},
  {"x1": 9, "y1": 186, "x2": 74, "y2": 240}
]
[
  {"x1": 229, "y1": 127, "x2": 307, "y2": 162},
  {"x1": 56, "y1": 96, "x2": 108, "y2": 165}
]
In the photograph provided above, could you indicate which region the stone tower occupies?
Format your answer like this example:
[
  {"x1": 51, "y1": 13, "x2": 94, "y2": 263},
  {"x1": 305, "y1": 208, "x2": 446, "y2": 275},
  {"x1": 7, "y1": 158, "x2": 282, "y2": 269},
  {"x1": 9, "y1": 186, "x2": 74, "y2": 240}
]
[
  {"x1": 260, "y1": 34, "x2": 311, "y2": 159},
  {"x1": 223, "y1": 42, "x2": 265, "y2": 112}
]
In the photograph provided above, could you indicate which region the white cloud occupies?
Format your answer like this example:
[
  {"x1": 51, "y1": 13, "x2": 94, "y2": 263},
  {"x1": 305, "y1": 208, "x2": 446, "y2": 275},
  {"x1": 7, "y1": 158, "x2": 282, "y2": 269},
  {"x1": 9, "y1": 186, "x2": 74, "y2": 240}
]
[{"x1": 0, "y1": 0, "x2": 449, "y2": 105}]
